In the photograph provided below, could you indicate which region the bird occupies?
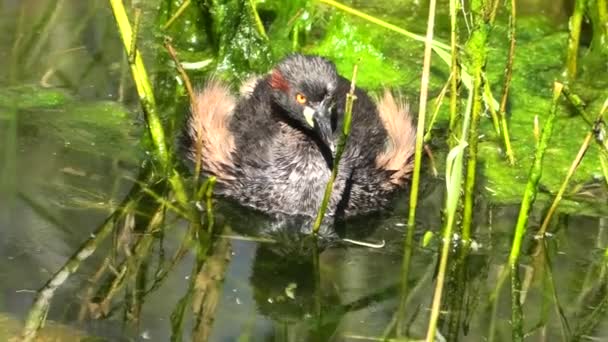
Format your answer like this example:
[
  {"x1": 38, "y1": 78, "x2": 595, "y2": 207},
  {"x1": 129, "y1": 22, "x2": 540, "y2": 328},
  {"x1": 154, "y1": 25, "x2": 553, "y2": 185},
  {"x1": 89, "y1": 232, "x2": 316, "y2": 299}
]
[{"x1": 182, "y1": 54, "x2": 415, "y2": 219}]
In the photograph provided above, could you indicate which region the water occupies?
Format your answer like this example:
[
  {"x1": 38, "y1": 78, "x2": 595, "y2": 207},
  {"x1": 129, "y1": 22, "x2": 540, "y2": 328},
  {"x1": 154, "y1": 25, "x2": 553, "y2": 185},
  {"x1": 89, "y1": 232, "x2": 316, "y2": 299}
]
[{"x1": 1, "y1": 0, "x2": 607, "y2": 341}]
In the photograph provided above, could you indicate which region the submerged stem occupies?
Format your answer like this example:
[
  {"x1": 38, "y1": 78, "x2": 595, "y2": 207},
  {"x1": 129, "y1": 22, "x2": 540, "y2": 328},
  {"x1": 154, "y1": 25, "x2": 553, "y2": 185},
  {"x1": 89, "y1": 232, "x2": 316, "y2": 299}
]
[{"x1": 508, "y1": 82, "x2": 564, "y2": 341}]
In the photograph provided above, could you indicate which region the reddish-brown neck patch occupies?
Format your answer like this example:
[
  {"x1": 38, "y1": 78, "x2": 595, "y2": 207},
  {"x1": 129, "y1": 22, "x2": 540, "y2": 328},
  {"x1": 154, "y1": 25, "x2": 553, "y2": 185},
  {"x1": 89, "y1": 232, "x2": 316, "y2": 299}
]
[{"x1": 269, "y1": 69, "x2": 289, "y2": 92}]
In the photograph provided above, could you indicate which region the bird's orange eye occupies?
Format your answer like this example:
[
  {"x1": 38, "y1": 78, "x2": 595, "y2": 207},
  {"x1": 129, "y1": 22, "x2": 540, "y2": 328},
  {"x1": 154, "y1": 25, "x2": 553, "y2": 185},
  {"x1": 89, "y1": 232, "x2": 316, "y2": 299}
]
[{"x1": 296, "y1": 93, "x2": 307, "y2": 104}]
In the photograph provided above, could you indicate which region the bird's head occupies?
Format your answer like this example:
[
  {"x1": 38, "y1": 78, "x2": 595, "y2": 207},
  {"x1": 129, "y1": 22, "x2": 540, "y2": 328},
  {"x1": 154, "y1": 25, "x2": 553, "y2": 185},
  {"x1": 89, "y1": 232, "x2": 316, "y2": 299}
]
[{"x1": 267, "y1": 54, "x2": 339, "y2": 153}]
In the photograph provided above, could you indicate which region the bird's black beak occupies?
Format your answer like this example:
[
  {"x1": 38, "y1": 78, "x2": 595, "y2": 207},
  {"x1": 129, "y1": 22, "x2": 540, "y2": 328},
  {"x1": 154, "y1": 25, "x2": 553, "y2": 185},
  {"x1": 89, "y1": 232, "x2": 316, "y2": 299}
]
[{"x1": 305, "y1": 100, "x2": 335, "y2": 154}]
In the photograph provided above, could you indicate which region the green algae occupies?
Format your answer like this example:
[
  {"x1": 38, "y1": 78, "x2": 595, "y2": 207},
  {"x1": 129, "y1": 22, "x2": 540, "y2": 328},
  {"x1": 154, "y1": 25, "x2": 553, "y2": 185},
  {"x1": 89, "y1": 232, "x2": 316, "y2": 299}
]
[
  {"x1": 0, "y1": 85, "x2": 69, "y2": 110},
  {"x1": 18, "y1": 99, "x2": 139, "y2": 160},
  {"x1": 475, "y1": 16, "x2": 608, "y2": 209},
  {"x1": 308, "y1": 14, "x2": 413, "y2": 90}
]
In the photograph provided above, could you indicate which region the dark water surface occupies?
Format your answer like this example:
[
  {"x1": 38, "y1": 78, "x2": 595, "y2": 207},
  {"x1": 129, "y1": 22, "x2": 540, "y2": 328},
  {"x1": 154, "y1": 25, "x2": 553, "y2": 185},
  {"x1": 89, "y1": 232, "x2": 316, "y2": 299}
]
[{"x1": 1, "y1": 0, "x2": 607, "y2": 341}]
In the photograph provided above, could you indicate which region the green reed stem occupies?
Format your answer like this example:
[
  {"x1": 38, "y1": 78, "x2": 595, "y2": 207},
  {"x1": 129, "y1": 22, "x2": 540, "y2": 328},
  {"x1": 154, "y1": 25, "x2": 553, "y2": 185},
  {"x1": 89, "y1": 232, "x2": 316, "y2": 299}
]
[
  {"x1": 448, "y1": 0, "x2": 461, "y2": 148},
  {"x1": 312, "y1": 64, "x2": 359, "y2": 234},
  {"x1": 461, "y1": 0, "x2": 491, "y2": 246},
  {"x1": 566, "y1": 0, "x2": 587, "y2": 79},
  {"x1": 508, "y1": 82, "x2": 563, "y2": 341},
  {"x1": 426, "y1": 141, "x2": 468, "y2": 342},
  {"x1": 109, "y1": 0, "x2": 170, "y2": 170},
  {"x1": 497, "y1": 0, "x2": 516, "y2": 165},
  {"x1": 395, "y1": 0, "x2": 437, "y2": 337}
]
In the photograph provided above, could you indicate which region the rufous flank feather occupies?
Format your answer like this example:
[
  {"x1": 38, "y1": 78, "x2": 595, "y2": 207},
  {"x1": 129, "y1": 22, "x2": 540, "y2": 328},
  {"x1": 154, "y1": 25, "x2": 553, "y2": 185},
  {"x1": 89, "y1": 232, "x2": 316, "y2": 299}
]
[
  {"x1": 187, "y1": 80, "x2": 236, "y2": 180},
  {"x1": 376, "y1": 90, "x2": 416, "y2": 186}
]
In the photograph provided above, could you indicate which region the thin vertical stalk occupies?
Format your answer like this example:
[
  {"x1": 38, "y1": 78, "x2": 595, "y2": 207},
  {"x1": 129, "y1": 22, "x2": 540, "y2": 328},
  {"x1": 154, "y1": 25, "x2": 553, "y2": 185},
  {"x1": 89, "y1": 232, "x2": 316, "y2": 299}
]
[
  {"x1": 164, "y1": 39, "x2": 204, "y2": 192},
  {"x1": 461, "y1": 0, "x2": 491, "y2": 246},
  {"x1": 312, "y1": 64, "x2": 358, "y2": 233},
  {"x1": 397, "y1": 0, "x2": 437, "y2": 337},
  {"x1": 448, "y1": 0, "x2": 460, "y2": 148},
  {"x1": 426, "y1": 140, "x2": 468, "y2": 341},
  {"x1": 508, "y1": 82, "x2": 564, "y2": 341},
  {"x1": 498, "y1": 0, "x2": 516, "y2": 165},
  {"x1": 566, "y1": 0, "x2": 587, "y2": 79},
  {"x1": 109, "y1": 0, "x2": 170, "y2": 170}
]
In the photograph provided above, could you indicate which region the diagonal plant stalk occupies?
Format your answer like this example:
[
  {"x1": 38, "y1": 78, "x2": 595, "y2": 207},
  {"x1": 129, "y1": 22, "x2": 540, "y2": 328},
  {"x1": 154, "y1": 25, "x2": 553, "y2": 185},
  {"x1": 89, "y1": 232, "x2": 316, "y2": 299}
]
[
  {"x1": 162, "y1": 0, "x2": 191, "y2": 30},
  {"x1": 317, "y1": 0, "x2": 449, "y2": 50},
  {"x1": 538, "y1": 98, "x2": 607, "y2": 234},
  {"x1": 311, "y1": 64, "x2": 359, "y2": 234},
  {"x1": 538, "y1": 133, "x2": 593, "y2": 232},
  {"x1": 423, "y1": 74, "x2": 451, "y2": 143},
  {"x1": 19, "y1": 178, "x2": 151, "y2": 342}
]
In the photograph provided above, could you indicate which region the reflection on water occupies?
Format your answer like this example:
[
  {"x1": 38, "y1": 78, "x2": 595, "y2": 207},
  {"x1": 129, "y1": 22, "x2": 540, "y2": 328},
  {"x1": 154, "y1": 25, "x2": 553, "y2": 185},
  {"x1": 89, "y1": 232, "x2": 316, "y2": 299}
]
[{"x1": 1, "y1": 0, "x2": 608, "y2": 341}]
